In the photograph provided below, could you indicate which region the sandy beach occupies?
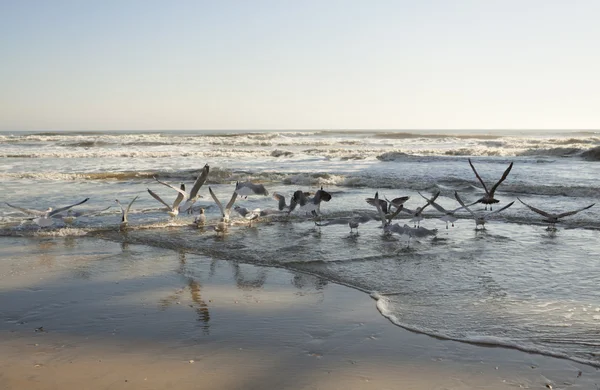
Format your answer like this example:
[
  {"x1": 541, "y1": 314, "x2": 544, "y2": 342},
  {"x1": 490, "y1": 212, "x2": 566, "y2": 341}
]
[{"x1": 0, "y1": 235, "x2": 597, "y2": 390}]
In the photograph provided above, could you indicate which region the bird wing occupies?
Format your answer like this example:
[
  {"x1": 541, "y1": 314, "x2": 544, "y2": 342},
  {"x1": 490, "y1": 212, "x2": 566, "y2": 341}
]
[
  {"x1": 389, "y1": 196, "x2": 410, "y2": 207},
  {"x1": 148, "y1": 189, "x2": 172, "y2": 210},
  {"x1": 468, "y1": 158, "x2": 490, "y2": 195},
  {"x1": 48, "y1": 198, "x2": 90, "y2": 217},
  {"x1": 386, "y1": 204, "x2": 404, "y2": 224},
  {"x1": 486, "y1": 201, "x2": 515, "y2": 218},
  {"x1": 272, "y1": 193, "x2": 287, "y2": 211},
  {"x1": 125, "y1": 196, "x2": 139, "y2": 219},
  {"x1": 454, "y1": 192, "x2": 477, "y2": 219},
  {"x1": 313, "y1": 187, "x2": 332, "y2": 203},
  {"x1": 153, "y1": 177, "x2": 189, "y2": 201},
  {"x1": 5, "y1": 202, "x2": 46, "y2": 216},
  {"x1": 173, "y1": 183, "x2": 187, "y2": 209},
  {"x1": 77, "y1": 205, "x2": 112, "y2": 217},
  {"x1": 188, "y1": 164, "x2": 210, "y2": 199},
  {"x1": 489, "y1": 162, "x2": 514, "y2": 196},
  {"x1": 516, "y1": 198, "x2": 554, "y2": 219},
  {"x1": 427, "y1": 200, "x2": 448, "y2": 214},
  {"x1": 373, "y1": 192, "x2": 387, "y2": 227},
  {"x1": 417, "y1": 191, "x2": 440, "y2": 214},
  {"x1": 208, "y1": 187, "x2": 225, "y2": 217},
  {"x1": 224, "y1": 190, "x2": 238, "y2": 217},
  {"x1": 367, "y1": 198, "x2": 388, "y2": 214},
  {"x1": 555, "y1": 203, "x2": 595, "y2": 219}
]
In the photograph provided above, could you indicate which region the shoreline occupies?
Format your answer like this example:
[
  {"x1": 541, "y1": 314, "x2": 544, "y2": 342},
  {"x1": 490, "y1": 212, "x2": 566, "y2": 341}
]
[{"x1": 1, "y1": 235, "x2": 599, "y2": 389}]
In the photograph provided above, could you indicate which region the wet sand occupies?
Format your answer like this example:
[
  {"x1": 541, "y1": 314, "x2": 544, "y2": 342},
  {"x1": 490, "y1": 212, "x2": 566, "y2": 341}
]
[{"x1": 0, "y1": 236, "x2": 598, "y2": 389}]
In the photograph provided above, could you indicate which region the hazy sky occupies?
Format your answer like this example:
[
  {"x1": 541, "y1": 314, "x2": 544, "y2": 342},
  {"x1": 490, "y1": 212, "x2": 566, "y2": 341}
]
[{"x1": 1, "y1": 0, "x2": 599, "y2": 131}]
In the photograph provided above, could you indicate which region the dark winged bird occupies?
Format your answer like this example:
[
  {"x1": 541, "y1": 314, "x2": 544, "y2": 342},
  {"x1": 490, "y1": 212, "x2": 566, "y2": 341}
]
[{"x1": 468, "y1": 158, "x2": 513, "y2": 210}]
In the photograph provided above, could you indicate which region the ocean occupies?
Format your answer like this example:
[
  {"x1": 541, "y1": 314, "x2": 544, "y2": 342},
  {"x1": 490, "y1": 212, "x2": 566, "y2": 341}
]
[{"x1": 1, "y1": 129, "x2": 599, "y2": 367}]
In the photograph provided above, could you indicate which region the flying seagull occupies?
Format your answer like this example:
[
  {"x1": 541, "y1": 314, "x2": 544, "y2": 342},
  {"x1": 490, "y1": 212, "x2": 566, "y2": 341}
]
[
  {"x1": 53, "y1": 205, "x2": 112, "y2": 225},
  {"x1": 455, "y1": 191, "x2": 514, "y2": 230},
  {"x1": 6, "y1": 198, "x2": 89, "y2": 227},
  {"x1": 180, "y1": 164, "x2": 210, "y2": 213},
  {"x1": 115, "y1": 196, "x2": 138, "y2": 230},
  {"x1": 400, "y1": 191, "x2": 440, "y2": 227},
  {"x1": 468, "y1": 158, "x2": 514, "y2": 210},
  {"x1": 208, "y1": 186, "x2": 238, "y2": 223},
  {"x1": 417, "y1": 191, "x2": 471, "y2": 229},
  {"x1": 291, "y1": 187, "x2": 332, "y2": 215},
  {"x1": 517, "y1": 197, "x2": 594, "y2": 230},
  {"x1": 147, "y1": 180, "x2": 188, "y2": 218},
  {"x1": 235, "y1": 181, "x2": 269, "y2": 198}
]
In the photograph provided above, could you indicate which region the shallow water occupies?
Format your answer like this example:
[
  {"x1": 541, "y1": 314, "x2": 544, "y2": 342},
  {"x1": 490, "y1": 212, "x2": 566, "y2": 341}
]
[{"x1": 1, "y1": 129, "x2": 599, "y2": 366}]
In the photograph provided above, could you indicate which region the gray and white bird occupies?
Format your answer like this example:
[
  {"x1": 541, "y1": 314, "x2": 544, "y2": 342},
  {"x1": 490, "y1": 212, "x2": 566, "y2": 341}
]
[
  {"x1": 272, "y1": 192, "x2": 298, "y2": 213},
  {"x1": 517, "y1": 197, "x2": 594, "y2": 230},
  {"x1": 400, "y1": 191, "x2": 440, "y2": 227},
  {"x1": 384, "y1": 223, "x2": 437, "y2": 248},
  {"x1": 291, "y1": 187, "x2": 332, "y2": 215},
  {"x1": 6, "y1": 198, "x2": 89, "y2": 227},
  {"x1": 315, "y1": 215, "x2": 372, "y2": 234},
  {"x1": 53, "y1": 205, "x2": 112, "y2": 225},
  {"x1": 147, "y1": 179, "x2": 188, "y2": 218},
  {"x1": 193, "y1": 208, "x2": 206, "y2": 228},
  {"x1": 115, "y1": 196, "x2": 138, "y2": 230},
  {"x1": 233, "y1": 206, "x2": 262, "y2": 226},
  {"x1": 455, "y1": 191, "x2": 514, "y2": 230},
  {"x1": 417, "y1": 191, "x2": 471, "y2": 229},
  {"x1": 208, "y1": 186, "x2": 238, "y2": 223},
  {"x1": 468, "y1": 158, "x2": 513, "y2": 210},
  {"x1": 235, "y1": 181, "x2": 269, "y2": 198},
  {"x1": 180, "y1": 164, "x2": 210, "y2": 214}
]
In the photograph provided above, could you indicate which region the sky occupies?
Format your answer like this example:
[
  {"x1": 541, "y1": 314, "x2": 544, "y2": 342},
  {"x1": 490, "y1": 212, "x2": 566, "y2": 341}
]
[{"x1": 1, "y1": 0, "x2": 599, "y2": 131}]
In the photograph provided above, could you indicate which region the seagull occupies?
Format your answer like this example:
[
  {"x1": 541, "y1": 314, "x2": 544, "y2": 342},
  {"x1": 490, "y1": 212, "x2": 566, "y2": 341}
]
[
  {"x1": 272, "y1": 192, "x2": 298, "y2": 213},
  {"x1": 517, "y1": 197, "x2": 594, "y2": 230},
  {"x1": 233, "y1": 206, "x2": 262, "y2": 226},
  {"x1": 400, "y1": 191, "x2": 440, "y2": 227},
  {"x1": 235, "y1": 181, "x2": 269, "y2": 198},
  {"x1": 417, "y1": 192, "x2": 470, "y2": 229},
  {"x1": 193, "y1": 208, "x2": 206, "y2": 228},
  {"x1": 214, "y1": 221, "x2": 228, "y2": 236},
  {"x1": 315, "y1": 215, "x2": 372, "y2": 234},
  {"x1": 367, "y1": 192, "x2": 405, "y2": 226},
  {"x1": 455, "y1": 191, "x2": 514, "y2": 230},
  {"x1": 292, "y1": 187, "x2": 332, "y2": 215},
  {"x1": 384, "y1": 223, "x2": 437, "y2": 248},
  {"x1": 115, "y1": 196, "x2": 138, "y2": 230},
  {"x1": 147, "y1": 180, "x2": 188, "y2": 218},
  {"x1": 365, "y1": 195, "x2": 410, "y2": 214},
  {"x1": 6, "y1": 198, "x2": 89, "y2": 227},
  {"x1": 468, "y1": 158, "x2": 514, "y2": 210},
  {"x1": 53, "y1": 205, "x2": 112, "y2": 225},
  {"x1": 208, "y1": 186, "x2": 238, "y2": 223},
  {"x1": 180, "y1": 164, "x2": 210, "y2": 214}
]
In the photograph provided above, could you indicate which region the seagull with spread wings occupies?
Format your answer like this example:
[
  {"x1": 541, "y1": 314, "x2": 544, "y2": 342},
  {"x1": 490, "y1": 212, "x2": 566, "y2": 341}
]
[
  {"x1": 455, "y1": 191, "x2": 514, "y2": 230},
  {"x1": 517, "y1": 197, "x2": 594, "y2": 230},
  {"x1": 147, "y1": 179, "x2": 188, "y2": 218},
  {"x1": 6, "y1": 198, "x2": 89, "y2": 227},
  {"x1": 115, "y1": 196, "x2": 138, "y2": 230},
  {"x1": 468, "y1": 158, "x2": 514, "y2": 210}
]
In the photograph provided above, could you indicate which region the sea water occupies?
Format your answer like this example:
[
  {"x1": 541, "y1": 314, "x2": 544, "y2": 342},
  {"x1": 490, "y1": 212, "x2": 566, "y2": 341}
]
[{"x1": 1, "y1": 129, "x2": 599, "y2": 366}]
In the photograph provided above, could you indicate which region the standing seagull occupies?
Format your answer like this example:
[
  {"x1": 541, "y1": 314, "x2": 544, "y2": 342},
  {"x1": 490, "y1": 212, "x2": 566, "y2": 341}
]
[
  {"x1": 455, "y1": 191, "x2": 514, "y2": 230},
  {"x1": 147, "y1": 180, "x2": 188, "y2": 218},
  {"x1": 193, "y1": 208, "x2": 206, "y2": 228},
  {"x1": 6, "y1": 198, "x2": 89, "y2": 227},
  {"x1": 517, "y1": 198, "x2": 594, "y2": 230},
  {"x1": 208, "y1": 186, "x2": 238, "y2": 223},
  {"x1": 468, "y1": 158, "x2": 514, "y2": 210},
  {"x1": 115, "y1": 196, "x2": 138, "y2": 230},
  {"x1": 180, "y1": 164, "x2": 210, "y2": 214}
]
